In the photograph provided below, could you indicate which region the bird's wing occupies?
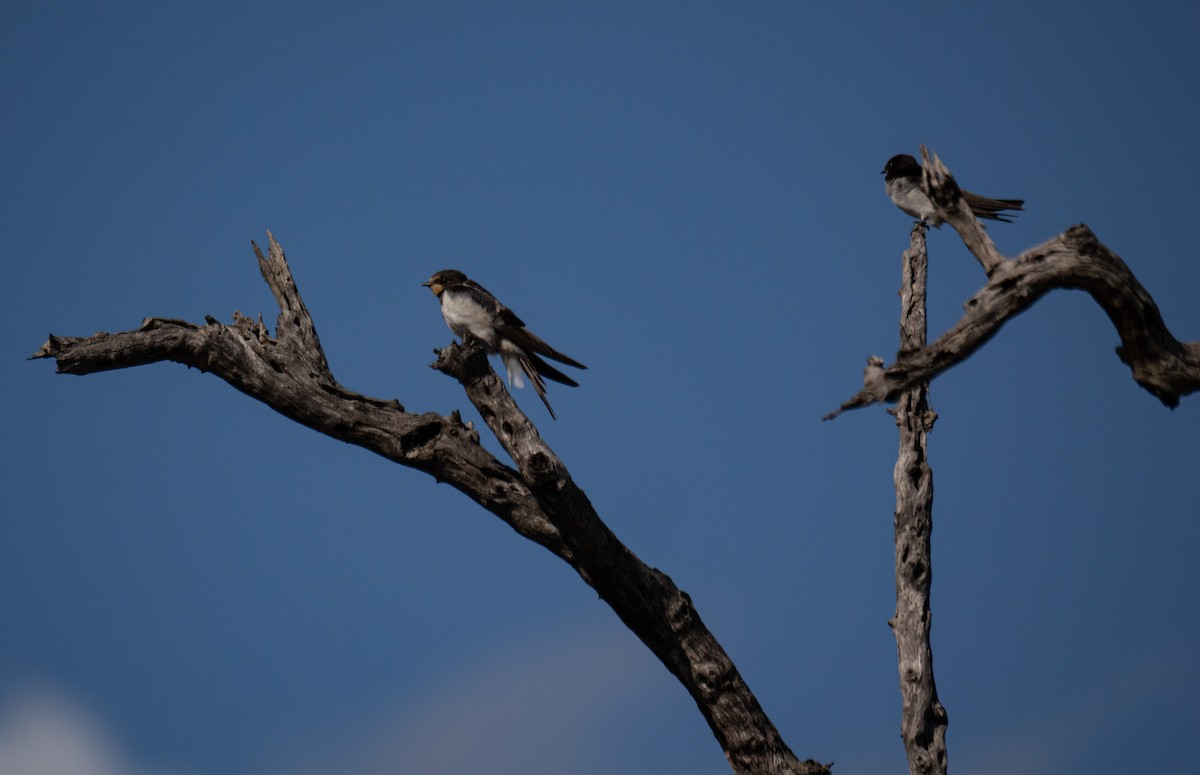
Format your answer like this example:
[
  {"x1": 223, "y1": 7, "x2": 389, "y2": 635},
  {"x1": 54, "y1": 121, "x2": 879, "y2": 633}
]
[
  {"x1": 459, "y1": 278, "x2": 583, "y2": 368},
  {"x1": 457, "y1": 278, "x2": 528, "y2": 328},
  {"x1": 963, "y1": 191, "x2": 1024, "y2": 222},
  {"x1": 502, "y1": 325, "x2": 586, "y2": 370}
]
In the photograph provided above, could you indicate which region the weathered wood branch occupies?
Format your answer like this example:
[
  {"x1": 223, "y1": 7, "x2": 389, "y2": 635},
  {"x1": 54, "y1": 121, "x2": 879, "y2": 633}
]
[
  {"x1": 827, "y1": 152, "x2": 1200, "y2": 419},
  {"x1": 432, "y1": 343, "x2": 825, "y2": 775},
  {"x1": 888, "y1": 224, "x2": 947, "y2": 775},
  {"x1": 33, "y1": 238, "x2": 565, "y2": 559},
  {"x1": 31, "y1": 233, "x2": 827, "y2": 775}
]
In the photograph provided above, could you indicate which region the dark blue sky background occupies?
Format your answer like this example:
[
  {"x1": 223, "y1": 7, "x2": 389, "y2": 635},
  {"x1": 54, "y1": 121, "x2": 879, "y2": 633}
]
[{"x1": 4, "y1": 2, "x2": 1198, "y2": 774}]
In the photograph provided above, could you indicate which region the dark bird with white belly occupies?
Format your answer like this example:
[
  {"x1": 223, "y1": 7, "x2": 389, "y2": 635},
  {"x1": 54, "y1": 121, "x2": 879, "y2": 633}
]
[
  {"x1": 883, "y1": 153, "x2": 1024, "y2": 226},
  {"x1": 423, "y1": 269, "x2": 586, "y2": 420}
]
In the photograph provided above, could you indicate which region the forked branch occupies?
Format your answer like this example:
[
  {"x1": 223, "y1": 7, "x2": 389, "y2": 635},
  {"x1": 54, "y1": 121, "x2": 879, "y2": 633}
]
[
  {"x1": 827, "y1": 150, "x2": 1200, "y2": 419},
  {"x1": 31, "y1": 233, "x2": 826, "y2": 775}
]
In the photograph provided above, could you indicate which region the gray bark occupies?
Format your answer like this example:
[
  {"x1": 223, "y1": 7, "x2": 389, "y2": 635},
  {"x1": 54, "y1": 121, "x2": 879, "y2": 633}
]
[
  {"x1": 31, "y1": 234, "x2": 828, "y2": 775},
  {"x1": 888, "y1": 223, "x2": 947, "y2": 775},
  {"x1": 836, "y1": 147, "x2": 1197, "y2": 775}
]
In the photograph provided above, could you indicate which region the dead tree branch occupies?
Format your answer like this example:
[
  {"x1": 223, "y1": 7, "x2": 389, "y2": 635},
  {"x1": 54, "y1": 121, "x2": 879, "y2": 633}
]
[
  {"x1": 31, "y1": 233, "x2": 827, "y2": 775},
  {"x1": 827, "y1": 150, "x2": 1200, "y2": 419},
  {"x1": 888, "y1": 224, "x2": 947, "y2": 775},
  {"x1": 433, "y1": 342, "x2": 819, "y2": 774}
]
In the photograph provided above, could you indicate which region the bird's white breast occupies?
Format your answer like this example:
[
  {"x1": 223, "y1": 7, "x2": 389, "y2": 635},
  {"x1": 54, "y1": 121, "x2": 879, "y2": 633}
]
[
  {"x1": 440, "y1": 290, "x2": 500, "y2": 349},
  {"x1": 886, "y1": 177, "x2": 938, "y2": 223}
]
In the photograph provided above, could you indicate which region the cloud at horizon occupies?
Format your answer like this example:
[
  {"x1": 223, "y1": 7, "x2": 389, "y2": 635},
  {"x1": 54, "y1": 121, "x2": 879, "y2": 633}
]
[{"x1": 1, "y1": 618, "x2": 691, "y2": 775}]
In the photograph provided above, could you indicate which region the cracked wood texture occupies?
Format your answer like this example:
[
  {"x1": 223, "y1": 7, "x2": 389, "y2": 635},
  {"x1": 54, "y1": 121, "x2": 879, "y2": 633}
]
[
  {"x1": 889, "y1": 224, "x2": 947, "y2": 775},
  {"x1": 827, "y1": 148, "x2": 1200, "y2": 419},
  {"x1": 31, "y1": 233, "x2": 827, "y2": 775}
]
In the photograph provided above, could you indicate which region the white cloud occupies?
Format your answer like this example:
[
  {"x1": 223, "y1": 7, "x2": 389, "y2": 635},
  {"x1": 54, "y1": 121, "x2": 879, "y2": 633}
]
[
  {"x1": 256, "y1": 616, "x2": 671, "y2": 775},
  {"x1": 0, "y1": 685, "x2": 164, "y2": 775},
  {"x1": 0, "y1": 617, "x2": 692, "y2": 775}
]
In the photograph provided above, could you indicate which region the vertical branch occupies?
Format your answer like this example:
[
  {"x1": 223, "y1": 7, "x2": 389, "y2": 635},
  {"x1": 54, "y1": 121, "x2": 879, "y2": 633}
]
[
  {"x1": 889, "y1": 224, "x2": 948, "y2": 774},
  {"x1": 252, "y1": 232, "x2": 334, "y2": 382}
]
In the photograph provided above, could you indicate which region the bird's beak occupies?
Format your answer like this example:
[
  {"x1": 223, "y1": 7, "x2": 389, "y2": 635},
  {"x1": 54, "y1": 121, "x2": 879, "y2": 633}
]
[{"x1": 421, "y1": 280, "x2": 433, "y2": 287}]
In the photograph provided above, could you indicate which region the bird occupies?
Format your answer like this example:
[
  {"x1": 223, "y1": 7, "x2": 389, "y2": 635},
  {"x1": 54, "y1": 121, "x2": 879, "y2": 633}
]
[
  {"x1": 422, "y1": 269, "x2": 586, "y2": 420},
  {"x1": 883, "y1": 154, "x2": 1023, "y2": 226}
]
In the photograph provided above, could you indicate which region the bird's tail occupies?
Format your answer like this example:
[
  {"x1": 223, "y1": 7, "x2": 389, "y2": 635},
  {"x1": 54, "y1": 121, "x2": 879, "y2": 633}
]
[
  {"x1": 506, "y1": 328, "x2": 586, "y2": 371},
  {"x1": 500, "y1": 345, "x2": 558, "y2": 420},
  {"x1": 965, "y1": 192, "x2": 1024, "y2": 222},
  {"x1": 526, "y1": 352, "x2": 579, "y2": 386}
]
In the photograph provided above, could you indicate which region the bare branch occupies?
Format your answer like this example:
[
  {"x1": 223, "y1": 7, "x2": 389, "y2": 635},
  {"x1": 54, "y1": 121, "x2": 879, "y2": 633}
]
[
  {"x1": 254, "y1": 232, "x2": 334, "y2": 381},
  {"x1": 31, "y1": 236, "x2": 569, "y2": 565},
  {"x1": 432, "y1": 342, "x2": 827, "y2": 775},
  {"x1": 888, "y1": 224, "x2": 948, "y2": 775},
  {"x1": 827, "y1": 225, "x2": 1200, "y2": 419},
  {"x1": 31, "y1": 233, "x2": 828, "y2": 775}
]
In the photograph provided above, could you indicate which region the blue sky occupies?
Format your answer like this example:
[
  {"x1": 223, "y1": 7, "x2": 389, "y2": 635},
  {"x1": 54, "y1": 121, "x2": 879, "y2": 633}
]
[{"x1": 4, "y1": 2, "x2": 1199, "y2": 774}]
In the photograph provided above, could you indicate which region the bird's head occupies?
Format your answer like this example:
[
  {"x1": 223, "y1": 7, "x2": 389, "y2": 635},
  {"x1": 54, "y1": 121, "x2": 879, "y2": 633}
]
[
  {"x1": 422, "y1": 269, "x2": 466, "y2": 296},
  {"x1": 882, "y1": 154, "x2": 920, "y2": 180}
]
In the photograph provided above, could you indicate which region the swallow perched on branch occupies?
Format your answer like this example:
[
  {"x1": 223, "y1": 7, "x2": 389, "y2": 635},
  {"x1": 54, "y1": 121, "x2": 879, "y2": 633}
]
[
  {"x1": 423, "y1": 269, "x2": 586, "y2": 420},
  {"x1": 883, "y1": 153, "x2": 1024, "y2": 226}
]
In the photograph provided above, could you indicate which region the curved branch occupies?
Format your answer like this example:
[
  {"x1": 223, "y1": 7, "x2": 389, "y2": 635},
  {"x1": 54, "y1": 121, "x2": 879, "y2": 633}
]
[
  {"x1": 827, "y1": 221, "x2": 1200, "y2": 419},
  {"x1": 31, "y1": 233, "x2": 827, "y2": 775}
]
